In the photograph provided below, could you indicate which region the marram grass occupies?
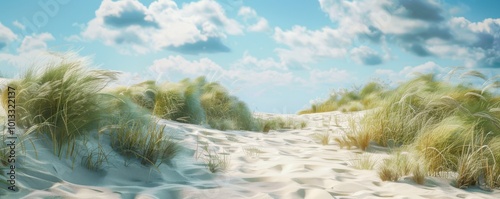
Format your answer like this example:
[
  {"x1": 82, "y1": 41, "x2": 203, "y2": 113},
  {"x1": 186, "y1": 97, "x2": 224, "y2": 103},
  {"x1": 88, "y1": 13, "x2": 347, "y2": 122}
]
[
  {"x1": 111, "y1": 76, "x2": 260, "y2": 131},
  {"x1": 7, "y1": 58, "x2": 118, "y2": 158},
  {"x1": 298, "y1": 81, "x2": 387, "y2": 114},
  {"x1": 358, "y1": 71, "x2": 500, "y2": 189}
]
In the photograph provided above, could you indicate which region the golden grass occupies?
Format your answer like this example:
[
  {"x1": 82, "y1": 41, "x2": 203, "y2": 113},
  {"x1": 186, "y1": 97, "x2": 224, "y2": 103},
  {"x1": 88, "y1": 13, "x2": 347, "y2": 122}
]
[
  {"x1": 6, "y1": 57, "x2": 118, "y2": 158},
  {"x1": 350, "y1": 154, "x2": 377, "y2": 170},
  {"x1": 335, "y1": 116, "x2": 372, "y2": 150},
  {"x1": 314, "y1": 132, "x2": 331, "y2": 145},
  {"x1": 361, "y1": 71, "x2": 500, "y2": 189},
  {"x1": 298, "y1": 81, "x2": 386, "y2": 114}
]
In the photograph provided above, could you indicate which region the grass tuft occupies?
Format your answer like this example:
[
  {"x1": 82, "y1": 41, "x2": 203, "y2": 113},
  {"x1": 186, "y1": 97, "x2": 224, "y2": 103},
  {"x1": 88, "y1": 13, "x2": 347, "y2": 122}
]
[
  {"x1": 350, "y1": 154, "x2": 377, "y2": 170},
  {"x1": 4, "y1": 56, "x2": 118, "y2": 158}
]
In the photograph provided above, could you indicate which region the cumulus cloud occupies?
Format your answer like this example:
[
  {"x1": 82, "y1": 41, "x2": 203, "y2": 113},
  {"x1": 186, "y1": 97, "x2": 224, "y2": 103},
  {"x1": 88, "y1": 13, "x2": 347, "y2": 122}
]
[
  {"x1": 0, "y1": 23, "x2": 17, "y2": 50},
  {"x1": 168, "y1": 37, "x2": 230, "y2": 54},
  {"x1": 275, "y1": 0, "x2": 500, "y2": 68},
  {"x1": 375, "y1": 61, "x2": 445, "y2": 84},
  {"x1": 18, "y1": 33, "x2": 54, "y2": 53},
  {"x1": 82, "y1": 0, "x2": 242, "y2": 54},
  {"x1": 0, "y1": 32, "x2": 62, "y2": 69},
  {"x1": 233, "y1": 52, "x2": 286, "y2": 70},
  {"x1": 273, "y1": 26, "x2": 350, "y2": 64},
  {"x1": 350, "y1": 46, "x2": 384, "y2": 65},
  {"x1": 238, "y1": 6, "x2": 269, "y2": 32},
  {"x1": 12, "y1": 21, "x2": 25, "y2": 31},
  {"x1": 150, "y1": 55, "x2": 224, "y2": 76},
  {"x1": 309, "y1": 68, "x2": 350, "y2": 84},
  {"x1": 149, "y1": 55, "x2": 299, "y2": 87}
]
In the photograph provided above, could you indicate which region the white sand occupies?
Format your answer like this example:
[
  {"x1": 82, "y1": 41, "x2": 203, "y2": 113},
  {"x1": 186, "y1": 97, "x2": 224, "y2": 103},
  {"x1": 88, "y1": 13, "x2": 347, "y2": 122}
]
[{"x1": 2, "y1": 111, "x2": 499, "y2": 199}]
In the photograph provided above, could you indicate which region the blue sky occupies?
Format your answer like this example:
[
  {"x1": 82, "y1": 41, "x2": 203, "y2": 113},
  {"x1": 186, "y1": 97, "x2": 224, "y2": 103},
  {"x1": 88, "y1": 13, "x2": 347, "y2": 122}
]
[{"x1": 1, "y1": 0, "x2": 499, "y2": 113}]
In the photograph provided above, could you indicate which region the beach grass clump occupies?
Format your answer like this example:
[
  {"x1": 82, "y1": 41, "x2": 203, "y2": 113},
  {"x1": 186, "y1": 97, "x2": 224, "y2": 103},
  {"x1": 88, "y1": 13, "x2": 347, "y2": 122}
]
[
  {"x1": 81, "y1": 145, "x2": 109, "y2": 171},
  {"x1": 298, "y1": 81, "x2": 387, "y2": 114},
  {"x1": 198, "y1": 144, "x2": 230, "y2": 173},
  {"x1": 108, "y1": 80, "x2": 158, "y2": 111},
  {"x1": 116, "y1": 77, "x2": 258, "y2": 131},
  {"x1": 412, "y1": 162, "x2": 426, "y2": 185},
  {"x1": 378, "y1": 152, "x2": 413, "y2": 182},
  {"x1": 105, "y1": 117, "x2": 179, "y2": 167},
  {"x1": 362, "y1": 71, "x2": 500, "y2": 189},
  {"x1": 243, "y1": 147, "x2": 263, "y2": 158},
  {"x1": 314, "y1": 132, "x2": 331, "y2": 145},
  {"x1": 335, "y1": 116, "x2": 372, "y2": 150},
  {"x1": 5, "y1": 57, "x2": 117, "y2": 158},
  {"x1": 257, "y1": 116, "x2": 307, "y2": 133},
  {"x1": 350, "y1": 154, "x2": 377, "y2": 170},
  {"x1": 199, "y1": 80, "x2": 258, "y2": 131},
  {"x1": 139, "y1": 121, "x2": 179, "y2": 166}
]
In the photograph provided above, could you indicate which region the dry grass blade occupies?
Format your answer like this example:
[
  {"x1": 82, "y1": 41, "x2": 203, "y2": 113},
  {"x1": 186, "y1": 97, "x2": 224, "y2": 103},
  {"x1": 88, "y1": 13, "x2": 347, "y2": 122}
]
[{"x1": 460, "y1": 70, "x2": 487, "y2": 81}]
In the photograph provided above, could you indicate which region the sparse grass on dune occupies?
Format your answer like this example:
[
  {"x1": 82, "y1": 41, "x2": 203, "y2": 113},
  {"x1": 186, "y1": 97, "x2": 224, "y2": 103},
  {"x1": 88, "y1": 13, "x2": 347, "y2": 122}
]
[
  {"x1": 199, "y1": 80, "x2": 258, "y2": 131},
  {"x1": 350, "y1": 154, "x2": 377, "y2": 170},
  {"x1": 334, "y1": 116, "x2": 371, "y2": 150},
  {"x1": 314, "y1": 132, "x2": 331, "y2": 145},
  {"x1": 298, "y1": 81, "x2": 387, "y2": 114},
  {"x1": 110, "y1": 76, "x2": 259, "y2": 131},
  {"x1": 359, "y1": 71, "x2": 500, "y2": 189},
  {"x1": 103, "y1": 116, "x2": 180, "y2": 167},
  {"x1": 257, "y1": 116, "x2": 307, "y2": 133},
  {"x1": 378, "y1": 152, "x2": 415, "y2": 182},
  {"x1": 81, "y1": 145, "x2": 109, "y2": 171},
  {"x1": 4, "y1": 57, "x2": 118, "y2": 158},
  {"x1": 195, "y1": 141, "x2": 230, "y2": 173}
]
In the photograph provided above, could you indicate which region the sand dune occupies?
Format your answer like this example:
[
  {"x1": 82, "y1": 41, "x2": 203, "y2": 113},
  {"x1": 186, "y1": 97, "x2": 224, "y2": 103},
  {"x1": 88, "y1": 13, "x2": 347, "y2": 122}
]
[{"x1": 2, "y1": 111, "x2": 499, "y2": 198}]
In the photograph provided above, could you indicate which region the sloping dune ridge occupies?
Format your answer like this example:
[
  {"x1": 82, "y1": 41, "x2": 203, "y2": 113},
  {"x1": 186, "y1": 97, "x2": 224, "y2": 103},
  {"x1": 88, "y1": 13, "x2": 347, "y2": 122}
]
[{"x1": 2, "y1": 110, "x2": 500, "y2": 199}]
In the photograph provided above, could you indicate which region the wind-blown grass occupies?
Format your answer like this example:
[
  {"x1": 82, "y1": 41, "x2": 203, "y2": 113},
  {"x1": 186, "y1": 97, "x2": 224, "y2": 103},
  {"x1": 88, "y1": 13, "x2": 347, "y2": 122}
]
[
  {"x1": 196, "y1": 143, "x2": 230, "y2": 173},
  {"x1": 104, "y1": 116, "x2": 179, "y2": 167},
  {"x1": 298, "y1": 81, "x2": 387, "y2": 114},
  {"x1": 111, "y1": 77, "x2": 259, "y2": 131},
  {"x1": 5, "y1": 57, "x2": 118, "y2": 158},
  {"x1": 360, "y1": 71, "x2": 500, "y2": 189},
  {"x1": 257, "y1": 116, "x2": 307, "y2": 133},
  {"x1": 81, "y1": 145, "x2": 109, "y2": 171},
  {"x1": 334, "y1": 116, "x2": 371, "y2": 150},
  {"x1": 350, "y1": 154, "x2": 377, "y2": 170}
]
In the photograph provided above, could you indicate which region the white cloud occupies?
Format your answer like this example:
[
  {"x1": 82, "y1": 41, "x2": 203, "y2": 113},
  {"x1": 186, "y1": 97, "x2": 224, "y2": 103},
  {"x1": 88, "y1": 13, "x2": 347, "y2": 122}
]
[
  {"x1": 18, "y1": 33, "x2": 54, "y2": 53},
  {"x1": 233, "y1": 52, "x2": 285, "y2": 70},
  {"x1": 272, "y1": 0, "x2": 500, "y2": 68},
  {"x1": 309, "y1": 68, "x2": 350, "y2": 84},
  {"x1": 273, "y1": 26, "x2": 350, "y2": 64},
  {"x1": 238, "y1": 6, "x2": 269, "y2": 32},
  {"x1": 350, "y1": 46, "x2": 384, "y2": 65},
  {"x1": 0, "y1": 33, "x2": 57, "y2": 69},
  {"x1": 248, "y1": 18, "x2": 269, "y2": 32},
  {"x1": 400, "y1": 61, "x2": 444, "y2": 77},
  {"x1": 150, "y1": 55, "x2": 224, "y2": 76},
  {"x1": 238, "y1": 6, "x2": 256, "y2": 18},
  {"x1": 375, "y1": 61, "x2": 445, "y2": 84},
  {"x1": 0, "y1": 23, "x2": 17, "y2": 49},
  {"x1": 12, "y1": 21, "x2": 25, "y2": 30},
  {"x1": 149, "y1": 55, "x2": 301, "y2": 87},
  {"x1": 82, "y1": 0, "x2": 243, "y2": 54}
]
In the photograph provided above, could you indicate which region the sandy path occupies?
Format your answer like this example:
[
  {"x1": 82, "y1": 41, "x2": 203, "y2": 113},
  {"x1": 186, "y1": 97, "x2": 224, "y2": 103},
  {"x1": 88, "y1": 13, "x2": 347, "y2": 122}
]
[{"x1": 3, "y1": 111, "x2": 499, "y2": 198}]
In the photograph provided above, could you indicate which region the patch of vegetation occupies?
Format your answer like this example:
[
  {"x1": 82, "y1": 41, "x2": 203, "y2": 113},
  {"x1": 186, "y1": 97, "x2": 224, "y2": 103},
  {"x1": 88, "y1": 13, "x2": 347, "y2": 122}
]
[
  {"x1": 298, "y1": 81, "x2": 387, "y2": 114},
  {"x1": 257, "y1": 116, "x2": 307, "y2": 133},
  {"x1": 334, "y1": 116, "x2": 372, "y2": 150},
  {"x1": 2, "y1": 57, "x2": 118, "y2": 158},
  {"x1": 104, "y1": 117, "x2": 179, "y2": 167},
  {"x1": 111, "y1": 77, "x2": 259, "y2": 131},
  {"x1": 197, "y1": 143, "x2": 230, "y2": 173},
  {"x1": 361, "y1": 71, "x2": 500, "y2": 189},
  {"x1": 350, "y1": 154, "x2": 377, "y2": 170}
]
